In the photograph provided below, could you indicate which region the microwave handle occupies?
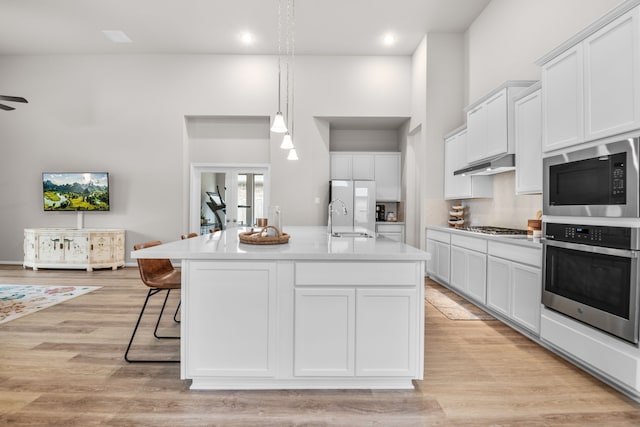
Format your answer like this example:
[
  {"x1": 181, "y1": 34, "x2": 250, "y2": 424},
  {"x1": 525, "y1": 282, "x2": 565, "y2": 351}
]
[{"x1": 542, "y1": 238, "x2": 638, "y2": 258}]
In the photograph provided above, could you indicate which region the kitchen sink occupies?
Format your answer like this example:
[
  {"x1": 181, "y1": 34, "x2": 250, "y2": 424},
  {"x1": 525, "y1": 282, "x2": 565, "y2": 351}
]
[{"x1": 331, "y1": 232, "x2": 374, "y2": 238}]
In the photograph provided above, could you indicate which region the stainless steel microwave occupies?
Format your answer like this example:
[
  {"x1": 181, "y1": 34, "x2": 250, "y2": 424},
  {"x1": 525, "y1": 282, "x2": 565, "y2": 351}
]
[{"x1": 543, "y1": 138, "x2": 640, "y2": 217}]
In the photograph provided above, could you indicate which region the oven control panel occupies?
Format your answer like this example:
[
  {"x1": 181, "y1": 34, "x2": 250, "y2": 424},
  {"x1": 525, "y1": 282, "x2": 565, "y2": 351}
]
[{"x1": 545, "y1": 223, "x2": 631, "y2": 249}]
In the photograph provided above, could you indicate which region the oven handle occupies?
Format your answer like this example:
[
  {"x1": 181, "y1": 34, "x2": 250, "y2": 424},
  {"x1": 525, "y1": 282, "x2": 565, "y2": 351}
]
[{"x1": 542, "y1": 238, "x2": 639, "y2": 258}]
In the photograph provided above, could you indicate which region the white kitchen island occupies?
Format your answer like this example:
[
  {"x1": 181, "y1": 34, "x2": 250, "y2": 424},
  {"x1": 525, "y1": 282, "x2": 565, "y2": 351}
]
[{"x1": 131, "y1": 226, "x2": 429, "y2": 390}]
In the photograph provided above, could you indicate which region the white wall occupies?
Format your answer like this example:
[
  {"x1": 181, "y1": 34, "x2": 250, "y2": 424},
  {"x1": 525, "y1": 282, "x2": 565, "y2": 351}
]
[
  {"x1": 458, "y1": 0, "x2": 623, "y2": 229},
  {"x1": 0, "y1": 54, "x2": 410, "y2": 263}
]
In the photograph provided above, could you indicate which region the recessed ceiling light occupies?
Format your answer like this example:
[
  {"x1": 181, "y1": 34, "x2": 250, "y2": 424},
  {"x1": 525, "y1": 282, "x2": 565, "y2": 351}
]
[
  {"x1": 383, "y1": 33, "x2": 396, "y2": 46},
  {"x1": 241, "y1": 32, "x2": 254, "y2": 45},
  {"x1": 102, "y1": 30, "x2": 132, "y2": 43}
]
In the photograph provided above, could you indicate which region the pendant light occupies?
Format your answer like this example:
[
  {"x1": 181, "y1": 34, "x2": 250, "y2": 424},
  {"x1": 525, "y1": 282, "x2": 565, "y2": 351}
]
[
  {"x1": 282, "y1": 0, "x2": 299, "y2": 160},
  {"x1": 270, "y1": 0, "x2": 287, "y2": 133}
]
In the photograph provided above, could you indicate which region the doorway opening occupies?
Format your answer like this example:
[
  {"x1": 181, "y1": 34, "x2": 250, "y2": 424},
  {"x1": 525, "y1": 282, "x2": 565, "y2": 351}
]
[{"x1": 190, "y1": 165, "x2": 270, "y2": 235}]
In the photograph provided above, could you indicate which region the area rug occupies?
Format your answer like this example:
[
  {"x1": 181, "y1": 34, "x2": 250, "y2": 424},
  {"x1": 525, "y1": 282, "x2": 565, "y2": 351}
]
[
  {"x1": 425, "y1": 283, "x2": 494, "y2": 321},
  {"x1": 0, "y1": 284, "x2": 100, "y2": 324}
]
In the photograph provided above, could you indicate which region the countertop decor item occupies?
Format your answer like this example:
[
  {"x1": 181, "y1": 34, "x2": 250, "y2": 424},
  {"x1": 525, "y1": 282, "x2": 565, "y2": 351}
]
[
  {"x1": 239, "y1": 225, "x2": 290, "y2": 245},
  {"x1": 448, "y1": 204, "x2": 465, "y2": 228}
]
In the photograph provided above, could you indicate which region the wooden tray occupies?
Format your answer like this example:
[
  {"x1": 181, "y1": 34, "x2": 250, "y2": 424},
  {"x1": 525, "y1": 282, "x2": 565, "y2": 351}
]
[{"x1": 239, "y1": 225, "x2": 290, "y2": 245}]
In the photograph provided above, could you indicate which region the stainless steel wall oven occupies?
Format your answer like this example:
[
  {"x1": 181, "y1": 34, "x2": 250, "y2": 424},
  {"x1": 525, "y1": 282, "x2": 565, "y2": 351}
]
[
  {"x1": 543, "y1": 137, "x2": 640, "y2": 218},
  {"x1": 542, "y1": 222, "x2": 640, "y2": 343}
]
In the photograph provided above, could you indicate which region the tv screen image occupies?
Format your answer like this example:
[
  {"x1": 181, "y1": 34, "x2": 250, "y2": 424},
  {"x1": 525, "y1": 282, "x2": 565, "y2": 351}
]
[{"x1": 43, "y1": 172, "x2": 110, "y2": 211}]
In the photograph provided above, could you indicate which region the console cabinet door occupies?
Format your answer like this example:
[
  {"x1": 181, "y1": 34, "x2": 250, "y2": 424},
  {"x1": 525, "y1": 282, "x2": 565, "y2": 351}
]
[
  {"x1": 466, "y1": 250, "x2": 487, "y2": 304},
  {"x1": 449, "y1": 246, "x2": 467, "y2": 294},
  {"x1": 90, "y1": 233, "x2": 113, "y2": 263},
  {"x1": 62, "y1": 233, "x2": 89, "y2": 264},
  {"x1": 294, "y1": 288, "x2": 355, "y2": 376},
  {"x1": 355, "y1": 288, "x2": 417, "y2": 376},
  {"x1": 37, "y1": 232, "x2": 65, "y2": 263},
  {"x1": 186, "y1": 262, "x2": 277, "y2": 377}
]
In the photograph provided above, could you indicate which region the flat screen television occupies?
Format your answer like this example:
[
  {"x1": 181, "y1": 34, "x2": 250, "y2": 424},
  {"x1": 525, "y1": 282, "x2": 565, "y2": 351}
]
[{"x1": 43, "y1": 172, "x2": 110, "y2": 211}]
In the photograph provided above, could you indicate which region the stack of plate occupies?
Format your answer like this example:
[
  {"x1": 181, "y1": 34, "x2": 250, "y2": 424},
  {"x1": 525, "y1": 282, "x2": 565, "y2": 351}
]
[{"x1": 448, "y1": 204, "x2": 465, "y2": 227}]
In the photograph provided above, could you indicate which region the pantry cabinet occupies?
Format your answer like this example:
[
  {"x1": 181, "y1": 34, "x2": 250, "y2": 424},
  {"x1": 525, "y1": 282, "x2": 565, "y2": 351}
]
[
  {"x1": 514, "y1": 84, "x2": 542, "y2": 194},
  {"x1": 24, "y1": 228, "x2": 125, "y2": 271},
  {"x1": 540, "y1": 5, "x2": 640, "y2": 151}
]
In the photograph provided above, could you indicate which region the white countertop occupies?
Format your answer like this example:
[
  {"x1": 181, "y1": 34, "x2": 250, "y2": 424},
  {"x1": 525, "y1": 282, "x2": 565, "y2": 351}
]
[
  {"x1": 426, "y1": 224, "x2": 542, "y2": 248},
  {"x1": 132, "y1": 226, "x2": 429, "y2": 261}
]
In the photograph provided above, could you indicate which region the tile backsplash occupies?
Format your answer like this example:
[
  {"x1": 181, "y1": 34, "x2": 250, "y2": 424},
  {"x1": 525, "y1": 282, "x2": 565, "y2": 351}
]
[{"x1": 458, "y1": 171, "x2": 542, "y2": 230}]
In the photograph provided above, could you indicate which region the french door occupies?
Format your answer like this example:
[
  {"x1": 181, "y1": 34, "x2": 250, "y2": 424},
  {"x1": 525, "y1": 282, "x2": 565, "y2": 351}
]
[{"x1": 190, "y1": 164, "x2": 270, "y2": 234}]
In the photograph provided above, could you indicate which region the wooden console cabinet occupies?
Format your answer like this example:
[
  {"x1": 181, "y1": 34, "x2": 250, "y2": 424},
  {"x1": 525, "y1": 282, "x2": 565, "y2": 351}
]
[{"x1": 24, "y1": 228, "x2": 125, "y2": 271}]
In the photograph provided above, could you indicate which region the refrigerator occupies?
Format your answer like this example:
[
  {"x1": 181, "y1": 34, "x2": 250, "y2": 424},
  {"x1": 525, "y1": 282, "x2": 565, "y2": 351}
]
[{"x1": 329, "y1": 180, "x2": 376, "y2": 234}]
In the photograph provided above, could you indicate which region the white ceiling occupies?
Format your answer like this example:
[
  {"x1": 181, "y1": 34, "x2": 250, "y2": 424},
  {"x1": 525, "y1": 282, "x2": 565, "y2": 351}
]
[{"x1": 0, "y1": 0, "x2": 491, "y2": 56}]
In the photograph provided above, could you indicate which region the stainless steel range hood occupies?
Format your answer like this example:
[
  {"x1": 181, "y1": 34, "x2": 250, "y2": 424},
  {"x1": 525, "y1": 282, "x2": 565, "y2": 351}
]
[{"x1": 453, "y1": 154, "x2": 515, "y2": 176}]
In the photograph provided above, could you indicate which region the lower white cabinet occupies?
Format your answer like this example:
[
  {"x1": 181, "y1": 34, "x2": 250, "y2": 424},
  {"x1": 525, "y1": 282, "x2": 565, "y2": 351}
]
[
  {"x1": 294, "y1": 286, "x2": 418, "y2": 377},
  {"x1": 487, "y1": 241, "x2": 542, "y2": 334},
  {"x1": 294, "y1": 288, "x2": 355, "y2": 376},
  {"x1": 449, "y1": 235, "x2": 487, "y2": 304},
  {"x1": 186, "y1": 262, "x2": 278, "y2": 378},
  {"x1": 426, "y1": 229, "x2": 451, "y2": 285},
  {"x1": 376, "y1": 223, "x2": 405, "y2": 242},
  {"x1": 24, "y1": 228, "x2": 125, "y2": 271}
]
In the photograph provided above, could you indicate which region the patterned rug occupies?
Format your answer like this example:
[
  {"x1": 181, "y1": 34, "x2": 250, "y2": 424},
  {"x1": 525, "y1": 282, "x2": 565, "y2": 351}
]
[
  {"x1": 425, "y1": 282, "x2": 494, "y2": 321},
  {"x1": 0, "y1": 284, "x2": 100, "y2": 324}
]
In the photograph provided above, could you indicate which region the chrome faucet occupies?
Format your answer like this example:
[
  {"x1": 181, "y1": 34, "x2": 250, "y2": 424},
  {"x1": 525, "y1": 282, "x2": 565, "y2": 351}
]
[{"x1": 328, "y1": 199, "x2": 348, "y2": 235}]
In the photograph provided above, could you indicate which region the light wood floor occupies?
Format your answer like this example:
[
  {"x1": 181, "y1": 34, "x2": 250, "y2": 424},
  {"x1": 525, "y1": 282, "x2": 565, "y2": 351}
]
[{"x1": 1, "y1": 265, "x2": 639, "y2": 426}]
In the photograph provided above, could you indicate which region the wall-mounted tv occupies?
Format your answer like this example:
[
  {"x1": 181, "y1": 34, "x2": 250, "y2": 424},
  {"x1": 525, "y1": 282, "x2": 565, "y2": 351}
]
[{"x1": 43, "y1": 172, "x2": 110, "y2": 211}]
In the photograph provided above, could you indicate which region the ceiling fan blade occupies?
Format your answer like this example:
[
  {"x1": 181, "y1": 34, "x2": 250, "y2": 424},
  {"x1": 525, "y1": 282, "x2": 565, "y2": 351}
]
[
  {"x1": 0, "y1": 95, "x2": 27, "y2": 103},
  {"x1": 0, "y1": 103, "x2": 16, "y2": 111}
]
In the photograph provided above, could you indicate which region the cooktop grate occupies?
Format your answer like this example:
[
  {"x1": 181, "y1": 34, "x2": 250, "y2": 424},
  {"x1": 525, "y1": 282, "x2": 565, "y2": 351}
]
[{"x1": 462, "y1": 226, "x2": 528, "y2": 235}]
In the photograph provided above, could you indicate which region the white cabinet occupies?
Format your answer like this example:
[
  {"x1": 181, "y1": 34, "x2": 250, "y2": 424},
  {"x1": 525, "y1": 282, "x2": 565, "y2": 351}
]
[
  {"x1": 330, "y1": 152, "x2": 401, "y2": 201},
  {"x1": 295, "y1": 288, "x2": 355, "y2": 376},
  {"x1": 487, "y1": 241, "x2": 542, "y2": 335},
  {"x1": 24, "y1": 228, "x2": 125, "y2": 271},
  {"x1": 426, "y1": 228, "x2": 451, "y2": 286},
  {"x1": 541, "y1": 45, "x2": 584, "y2": 152},
  {"x1": 444, "y1": 127, "x2": 492, "y2": 200},
  {"x1": 514, "y1": 84, "x2": 543, "y2": 194},
  {"x1": 355, "y1": 288, "x2": 417, "y2": 376},
  {"x1": 374, "y1": 153, "x2": 401, "y2": 201},
  {"x1": 467, "y1": 89, "x2": 508, "y2": 163},
  {"x1": 540, "y1": 6, "x2": 640, "y2": 151},
  {"x1": 464, "y1": 81, "x2": 535, "y2": 164},
  {"x1": 449, "y1": 234, "x2": 487, "y2": 304},
  {"x1": 352, "y1": 154, "x2": 375, "y2": 180},
  {"x1": 293, "y1": 261, "x2": 421, "y2": 379},
  {"x1": 185, "y1": 262, "x2": 277, "y2": 378},
  {"x1": 584, "y1": 7, "x2": 640, "y2": 141},
  {"x1": 376, "y1": 222, "x2": 405, "y2": 243},
  {"x1": 295, "y1": 287, "x2": 417, "y2": 377}
]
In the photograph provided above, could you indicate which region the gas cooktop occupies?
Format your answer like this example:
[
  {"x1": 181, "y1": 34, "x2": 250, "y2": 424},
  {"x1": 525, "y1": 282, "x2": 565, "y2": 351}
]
[{"x1": 462, "y1": 226, "x2": 528, "y2": 235}]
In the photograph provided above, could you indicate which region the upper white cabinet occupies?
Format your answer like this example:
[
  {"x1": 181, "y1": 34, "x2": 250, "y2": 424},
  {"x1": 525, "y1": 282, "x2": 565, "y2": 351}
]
[
  {"x1": 330, "y1": 152, "x2": 401, "y2": 201},
  {"x1": 444, "y1": 127, "x2": 492, "y2": 200},
  {"x1": 539, "y1": 5, "x2": 640, "y2": 152},
  {"x1": 514, "y1": 83, "x2": 543, "y2": 194},
  {"x1": 374, "y1": 153, "x2": 401, "y2": 201},
  {"x1": 352, "y1": 154, "x2": 375, "y2": 180},
  {"x1": 464, "y1": 81, "x2": 536, "y2": 165}
]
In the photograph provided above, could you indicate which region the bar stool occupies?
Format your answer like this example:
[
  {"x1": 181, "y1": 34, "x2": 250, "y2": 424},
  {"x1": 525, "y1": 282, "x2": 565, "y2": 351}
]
[{"x1": 124, "y1": 241, "x2": 180, "y2": 363}]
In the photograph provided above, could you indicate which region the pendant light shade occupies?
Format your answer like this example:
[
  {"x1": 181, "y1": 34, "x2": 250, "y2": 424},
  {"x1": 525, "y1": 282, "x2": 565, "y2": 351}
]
[
  {"x1": 271, "y1": 112, "x2": 287, "y2": 133},
  {"x1": 287, "y1": 148, "x2": 298, "y2": 160},
  {"x1": 280, "y1": 132, "x2": 294, "y2": 149}
]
